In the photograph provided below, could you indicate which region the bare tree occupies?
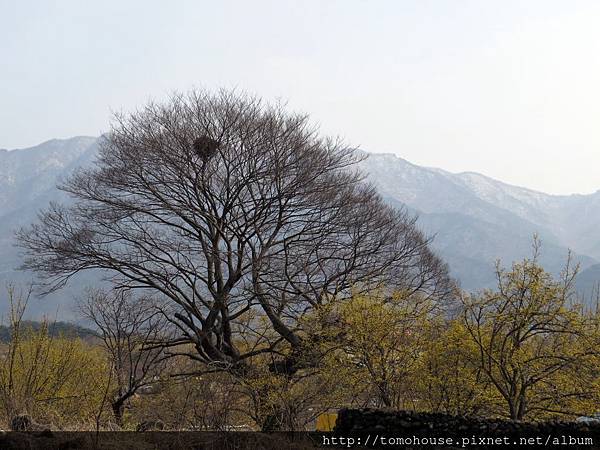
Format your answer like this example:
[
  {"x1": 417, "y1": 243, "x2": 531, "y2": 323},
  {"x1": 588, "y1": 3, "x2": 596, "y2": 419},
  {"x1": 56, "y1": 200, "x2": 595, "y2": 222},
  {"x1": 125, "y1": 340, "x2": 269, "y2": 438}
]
[
  {"x1": 18, "y1": 89, "x2": 453, "y2": 377},
  {"x1": 79, "y1": 289, "x2": 169, "y2": 426}
]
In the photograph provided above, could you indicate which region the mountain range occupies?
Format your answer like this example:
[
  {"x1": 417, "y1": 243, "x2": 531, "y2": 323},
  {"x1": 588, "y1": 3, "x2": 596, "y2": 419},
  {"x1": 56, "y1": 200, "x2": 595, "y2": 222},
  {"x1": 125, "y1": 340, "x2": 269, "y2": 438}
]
[
  {"x1": 359, "y1": 152, "x2": 600, "y2": 294},
  {"x1": 0, "y1": 137, "x2": 598, "y2": 318}
]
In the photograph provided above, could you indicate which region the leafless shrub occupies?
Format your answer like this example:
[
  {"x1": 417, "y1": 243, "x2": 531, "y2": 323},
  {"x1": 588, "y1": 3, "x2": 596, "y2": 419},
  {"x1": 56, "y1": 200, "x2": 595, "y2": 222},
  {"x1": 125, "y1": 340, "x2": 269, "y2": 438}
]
[{"x1": 79, "y1": 289, "x2": 170, "y2": 426}]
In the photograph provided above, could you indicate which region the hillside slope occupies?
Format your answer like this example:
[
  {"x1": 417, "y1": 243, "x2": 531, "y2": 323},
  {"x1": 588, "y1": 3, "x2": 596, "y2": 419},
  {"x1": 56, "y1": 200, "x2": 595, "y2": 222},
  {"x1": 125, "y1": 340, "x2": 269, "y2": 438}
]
[{"x1": 358, "y1": 151, "x2": 600, "y2": 292}]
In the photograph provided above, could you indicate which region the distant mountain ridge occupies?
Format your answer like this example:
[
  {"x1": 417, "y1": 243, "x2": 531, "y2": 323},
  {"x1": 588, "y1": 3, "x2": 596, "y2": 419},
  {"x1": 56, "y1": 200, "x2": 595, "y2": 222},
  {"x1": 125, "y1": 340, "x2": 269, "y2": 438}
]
[
  {"x1": 359, "y1": 151, "x2": 600, "y2": 293},
  {"x1": 0, "y1": 320, "x2": 95, "y2": 343},
  {"x1": 0, "y1": 138, "x2": 598, "y2": 319},
  {"x1": 0, "y1": 137, "x2": 100, "y2": 319}
]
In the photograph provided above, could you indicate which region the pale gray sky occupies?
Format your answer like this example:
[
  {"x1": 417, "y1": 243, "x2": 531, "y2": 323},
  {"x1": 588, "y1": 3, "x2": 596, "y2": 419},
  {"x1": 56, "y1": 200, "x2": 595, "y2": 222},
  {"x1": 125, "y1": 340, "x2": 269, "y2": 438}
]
[{"x1": 2, "y1": 0, "x2": 600, "y2": 194}]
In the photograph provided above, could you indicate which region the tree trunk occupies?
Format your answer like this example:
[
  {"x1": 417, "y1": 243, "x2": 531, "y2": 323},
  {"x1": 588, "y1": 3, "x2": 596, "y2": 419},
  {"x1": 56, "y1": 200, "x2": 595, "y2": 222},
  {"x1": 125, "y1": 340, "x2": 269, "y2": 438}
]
[
  {"x1": 112, "y1": 400, "x2": 125, "y2": 427},
  {"x1": 516, "y1": 394, "x2": 527, "y2": 421},
  {"x1": 508, "y1": 399, "x2": 518, "y2": 421}
]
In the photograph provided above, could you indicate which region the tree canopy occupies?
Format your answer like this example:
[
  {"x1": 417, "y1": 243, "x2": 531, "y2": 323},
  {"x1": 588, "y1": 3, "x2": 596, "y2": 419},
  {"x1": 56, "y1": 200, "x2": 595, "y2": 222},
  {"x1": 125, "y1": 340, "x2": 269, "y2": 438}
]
[{"x1": 18, "y1": 89, "x2": 453, "y2": 375}]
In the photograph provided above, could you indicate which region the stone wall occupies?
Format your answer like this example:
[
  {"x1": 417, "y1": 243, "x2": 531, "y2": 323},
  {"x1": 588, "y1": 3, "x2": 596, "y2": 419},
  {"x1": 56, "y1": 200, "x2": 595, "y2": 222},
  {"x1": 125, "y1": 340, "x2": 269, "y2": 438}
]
[{"x1": 334, "y1": 409, "x2": 600, "y2": 449}]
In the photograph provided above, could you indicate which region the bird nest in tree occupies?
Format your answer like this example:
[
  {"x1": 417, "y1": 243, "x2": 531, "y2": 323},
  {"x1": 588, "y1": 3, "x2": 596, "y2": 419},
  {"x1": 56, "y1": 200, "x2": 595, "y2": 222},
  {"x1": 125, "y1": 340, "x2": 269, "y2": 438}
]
[{"x1": 193, "y1": 135, "x2": 219, "y2": 160}]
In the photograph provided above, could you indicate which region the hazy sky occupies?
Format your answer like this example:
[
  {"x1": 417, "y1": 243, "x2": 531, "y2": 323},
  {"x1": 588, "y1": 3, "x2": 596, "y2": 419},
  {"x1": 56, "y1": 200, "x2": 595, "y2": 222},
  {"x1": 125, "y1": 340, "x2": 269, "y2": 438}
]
[{"x1": 2, "y1": 1, "x2": 600, "y2": 195}]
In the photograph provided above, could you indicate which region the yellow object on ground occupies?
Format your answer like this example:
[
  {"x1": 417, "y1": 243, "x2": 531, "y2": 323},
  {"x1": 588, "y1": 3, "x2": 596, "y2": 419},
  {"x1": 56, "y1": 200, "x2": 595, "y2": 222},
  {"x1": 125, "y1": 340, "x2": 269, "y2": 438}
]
[{"x1": 315, "y1": 412, "x2": 338, "y2": 431}]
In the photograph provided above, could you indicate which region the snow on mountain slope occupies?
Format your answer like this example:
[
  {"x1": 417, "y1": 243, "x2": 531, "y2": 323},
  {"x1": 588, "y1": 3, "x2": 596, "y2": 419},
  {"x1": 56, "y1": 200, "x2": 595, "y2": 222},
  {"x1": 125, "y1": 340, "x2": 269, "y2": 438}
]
[
  {"x1": 454, "y1": 172, "x2": 557, "y2": 220},
  {"x1": 0, "y1": 136, "x2": 97, "y2": 215}
]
